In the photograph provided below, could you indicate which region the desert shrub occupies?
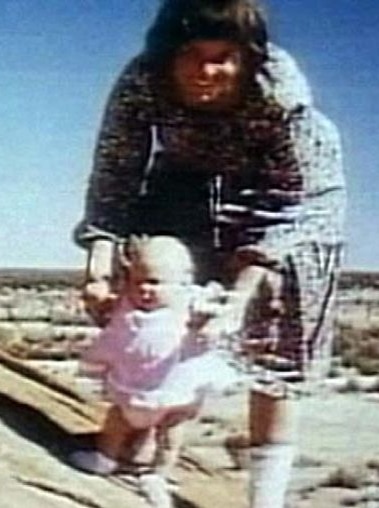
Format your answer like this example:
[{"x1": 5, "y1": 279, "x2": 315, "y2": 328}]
[
  {"x1": 321, "y1": 467, "x2": 362, "y2": 489},
  {"x1": 0, "y1": 325, "x2": 21, "y2": 345},
  {"x1": 295, "y1": 454, "x2": 323, "y2": 468},
  {"x1": 340, "y1": 349, "x2": 357, "y2": 369},
  {"x1": 336, "y1": 377, "x2": 361, "y2": 394},
  {"x1": 340, "y1": 494, "x2": 361, "y2": 506},
  {"x1": 0, "y1": 269, "x2": 83, "y2": 288},
  {"x1": 356, "y1": 357, "x2": 379, "y2": 376},
  {"x1": 360, "y1": 337, "x2": 379, "y2": 357},
  {"x1": 327, "y1": 365, "x2": 341, "y2": 378},
  {"x1": 366, "y1": 458, "x2": 379, "y2": 469},
  {"x1": 333, "y1": 323, "x2": 359, "y2": 357},
  {"x1": 334, "y1": 323, "x2": 379, "y2": 375},
  {"x1": 364, "y1": 378, "x2": 379, "y2": 393}
]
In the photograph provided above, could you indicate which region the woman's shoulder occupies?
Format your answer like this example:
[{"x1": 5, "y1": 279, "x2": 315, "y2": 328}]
[
  {"x1": 108, "y1": 53, "x2": 155, "y2": 107},
  {"x1": 256, "y1": 43, "x2": 313, "y2": 112},
  {"x1": 117, "y1": 53, "x2": 152, "y2": 83}
]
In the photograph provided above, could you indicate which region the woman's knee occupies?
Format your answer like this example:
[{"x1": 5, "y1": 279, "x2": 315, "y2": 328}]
[{"x1": 249, "y1": 386, "x2": 300, "y2": 445}]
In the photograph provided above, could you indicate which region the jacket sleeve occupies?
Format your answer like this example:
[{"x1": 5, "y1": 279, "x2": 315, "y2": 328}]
[
  {"x1": 252, "y1": 45, "x2": 346, "y2": 261},
  {"x1": 74, "y1": 56, "x2": 153, "y2": 247}
]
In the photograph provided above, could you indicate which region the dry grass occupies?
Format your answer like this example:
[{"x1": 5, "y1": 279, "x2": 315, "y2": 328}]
[
  {"x1": 320, "y1": 467, "x2": 363, "y2": 490},
  {"x1": 334, "y1": 322, "x2": 379, "y2": 375}
]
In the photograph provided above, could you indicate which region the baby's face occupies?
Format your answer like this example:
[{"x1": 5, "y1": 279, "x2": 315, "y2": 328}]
[{"x1": 128, "y1": 261, "x2": 191, "y2": 312}]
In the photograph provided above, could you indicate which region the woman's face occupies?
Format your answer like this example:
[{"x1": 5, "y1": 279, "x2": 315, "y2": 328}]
[{"x1": 171, "y1": 39, "x2": 244, "y2": 110}]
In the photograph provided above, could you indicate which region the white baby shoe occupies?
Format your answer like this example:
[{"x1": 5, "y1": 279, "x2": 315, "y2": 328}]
[
  {"x1": 70, "y1": 450, "x2": 118, "y2": 475},
  {"x1": 139, "y1": 472, "x2": 173, "y2": 508}
]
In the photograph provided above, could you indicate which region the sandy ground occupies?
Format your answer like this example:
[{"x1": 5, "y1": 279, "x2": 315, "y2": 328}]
[{"x1": 1, "y1": 379, "x2": 379, "y2": 508}]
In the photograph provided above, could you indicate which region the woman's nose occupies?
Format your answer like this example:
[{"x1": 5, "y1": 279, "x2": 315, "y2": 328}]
[
  {"x1": 140, "y1": 282, "x2": 152, "y2": 294},
  {"x1": 199, "y1": 61, "x2": 221, "y2": 79}
]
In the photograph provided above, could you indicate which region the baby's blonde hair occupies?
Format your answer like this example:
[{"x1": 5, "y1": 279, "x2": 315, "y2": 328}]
[{"x1": 121, "y1": 235, "x2": 194, "y2": 284}]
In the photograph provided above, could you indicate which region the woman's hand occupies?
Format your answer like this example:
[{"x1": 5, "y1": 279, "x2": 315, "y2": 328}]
[
  {"x1": 83, "y1": 239, "x2": 117, "y2": 326},
  {"x1": 82, "y1": 278, "x2": 117, "y2": 326}
]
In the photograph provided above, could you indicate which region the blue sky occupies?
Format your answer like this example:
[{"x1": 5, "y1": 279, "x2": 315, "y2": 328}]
[{"x1": 1, "y1": 0, "x2": 378, "y2": 270}]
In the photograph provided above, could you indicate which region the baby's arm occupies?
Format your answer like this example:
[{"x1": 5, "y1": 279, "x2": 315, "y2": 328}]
[
  {"x1": 78, "y1": 323, "x2": 120, "y2": 377},
  {"x1": 80, "y1": 295, "x2": 129, "y2": 367},
  {"x1": 181, "y1": 282, "x2": 230, "y2": 358}
]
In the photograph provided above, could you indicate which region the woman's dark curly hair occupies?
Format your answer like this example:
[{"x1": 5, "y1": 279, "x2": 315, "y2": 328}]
[{"x1": 145, "y1": 0, "x2": 268, "y2": 72}]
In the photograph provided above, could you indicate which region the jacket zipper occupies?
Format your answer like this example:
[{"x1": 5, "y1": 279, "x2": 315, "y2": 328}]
[{"x1": 209, "y1": 174, "x2": 223, "y2": 248}]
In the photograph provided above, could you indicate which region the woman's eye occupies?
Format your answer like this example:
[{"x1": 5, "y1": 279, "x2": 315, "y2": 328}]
[
  {"x1": 212, "y1": 53, "x2": 230, "y2": 64},
  {"x1": 145, "y1": 278, "x2": 160, "y2": 285},
  {"x1": 177, "y1": 47, "x2": 195, "y2": 59}
]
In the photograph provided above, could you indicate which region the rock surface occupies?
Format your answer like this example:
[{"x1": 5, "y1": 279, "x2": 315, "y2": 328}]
[
  {"x1": 2, "y1": 386, "x2": 379, "y2": 507},
  {"x1": 1, "y1": 269, "x2": 379, "y2": 507}
]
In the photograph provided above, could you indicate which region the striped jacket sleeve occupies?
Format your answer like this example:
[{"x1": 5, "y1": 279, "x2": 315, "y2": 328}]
[{"x1": 255, "y1": 44, "x2": 346, "y2": 258}]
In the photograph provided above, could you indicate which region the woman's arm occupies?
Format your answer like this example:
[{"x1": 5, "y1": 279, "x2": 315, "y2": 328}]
[
  {"x1": 74, "y1": 57, "x2": 154, "y2": 319},
  {"x1": 75, "y1": 56, "x2": 153, "y2": 250},
  {"x1": 258, "y1": 105, "x2": 346, "y2": 259}
]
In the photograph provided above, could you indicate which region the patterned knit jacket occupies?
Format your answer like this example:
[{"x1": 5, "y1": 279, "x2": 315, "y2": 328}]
[{"x1": 76, "y1": 43, "x2": 345, "y2": 258}]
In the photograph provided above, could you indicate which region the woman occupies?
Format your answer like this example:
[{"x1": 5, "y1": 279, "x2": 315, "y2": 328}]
[{"x1": 75, "y1": 0, "x2": 345, "y2": 506}]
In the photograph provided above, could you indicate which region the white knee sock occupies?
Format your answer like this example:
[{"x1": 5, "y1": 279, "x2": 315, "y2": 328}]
[{"x1": 249, "y1": 443, "x2": 294, "y2": 508}]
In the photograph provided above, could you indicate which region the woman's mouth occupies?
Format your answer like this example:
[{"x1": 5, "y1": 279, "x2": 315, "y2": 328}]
[{"x1": 188, "y1": 84, "x2": 219, "y2": 99}]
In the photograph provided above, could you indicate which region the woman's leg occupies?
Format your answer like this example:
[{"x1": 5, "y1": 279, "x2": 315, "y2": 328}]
[
  {"x1": 235, "y1": 244, "x2": 341, "y2": 507},
  {"x1": 248, "y1": 386, "x2": 300, "y2": 508},
  {"x1": 227, "y1": 256, "x2": 299, "y2": 508}
]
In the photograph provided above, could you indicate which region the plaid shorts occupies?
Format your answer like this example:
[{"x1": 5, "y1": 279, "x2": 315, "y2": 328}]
[{"x1": 243, "y1": 241, "x2": 343, "y2": 379}]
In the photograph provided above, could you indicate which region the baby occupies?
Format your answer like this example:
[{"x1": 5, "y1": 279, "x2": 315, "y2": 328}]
[{"x1": 71, "y1": 236, "x2": 240, "y2": 487}]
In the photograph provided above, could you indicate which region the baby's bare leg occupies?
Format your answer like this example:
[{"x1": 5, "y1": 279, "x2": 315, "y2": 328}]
[
  {"x1": 130, "y1": 427, "x2": 158, "y2": 466},
  {"x1": 70, "y1": 405, "x2": 134, "y2": 475},
  {"x1": 97, "y1": 405, "x2": 137, "y2": 461},
  {"x1": 155, "y1": 422, "x2": 186, "y2": 479}
]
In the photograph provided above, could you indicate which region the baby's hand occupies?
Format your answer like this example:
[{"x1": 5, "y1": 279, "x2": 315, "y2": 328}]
[
  {"x1": 185, "y1": 282, "x2": 232, "y2": 353},
  {"x1": 189, "y1": 281, "x2": 227, "y2": 327},
  {"x1": 82, "y1": 279, "x2": 117, "y2": 327}
]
